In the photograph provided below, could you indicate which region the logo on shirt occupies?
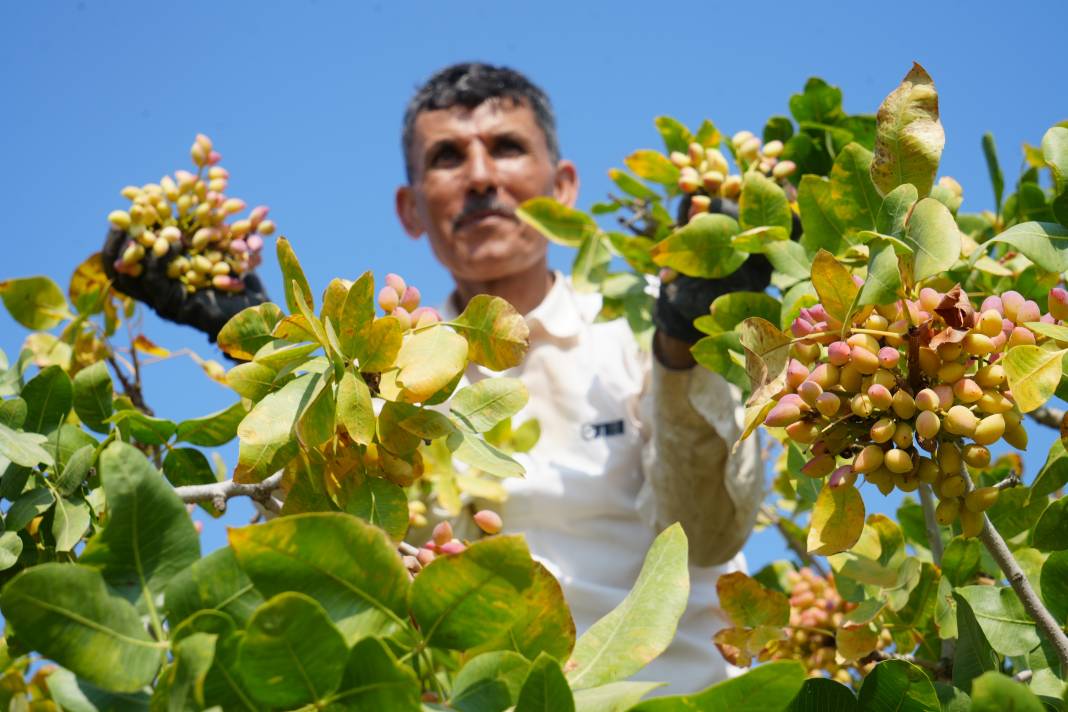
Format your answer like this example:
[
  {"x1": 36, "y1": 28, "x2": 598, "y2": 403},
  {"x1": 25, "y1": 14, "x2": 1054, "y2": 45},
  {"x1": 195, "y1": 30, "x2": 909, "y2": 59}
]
[{"x1": 581, "y1": 419, "x2": 625, "y2": 440}]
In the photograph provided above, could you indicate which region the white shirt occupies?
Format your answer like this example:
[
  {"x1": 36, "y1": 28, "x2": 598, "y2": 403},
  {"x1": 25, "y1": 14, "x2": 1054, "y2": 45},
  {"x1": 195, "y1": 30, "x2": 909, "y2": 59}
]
[{"x1": 444, "y1": 273, "x2": 764, "y2": 694}]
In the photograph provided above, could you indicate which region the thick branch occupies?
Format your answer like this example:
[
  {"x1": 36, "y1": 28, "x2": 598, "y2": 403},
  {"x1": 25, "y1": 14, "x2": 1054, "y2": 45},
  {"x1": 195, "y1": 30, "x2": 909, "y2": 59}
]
[
  {"x1": 978, "y1": 514, "x2": 1068, "y2": 675},
  {"x1": 174, "y1": 472, "x2": 283, "y2": 514},
  {"x1": 1028, "y1": 405, "x2": 1064, "y2": 430}
]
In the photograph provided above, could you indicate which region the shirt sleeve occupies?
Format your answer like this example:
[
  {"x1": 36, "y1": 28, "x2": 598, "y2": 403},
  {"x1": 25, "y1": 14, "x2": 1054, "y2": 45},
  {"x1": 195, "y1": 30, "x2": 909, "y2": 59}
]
[{"x1": 635, "y1": 359, "x2": 764, "y2": 567}]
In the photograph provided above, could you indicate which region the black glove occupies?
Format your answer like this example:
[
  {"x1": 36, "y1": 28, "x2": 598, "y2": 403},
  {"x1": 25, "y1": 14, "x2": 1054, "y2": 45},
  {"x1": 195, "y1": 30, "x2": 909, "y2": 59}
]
[
  {"x1": 653, "y1": 196, "x2": 795, "y2": 344},
  {"x1": 102, "y1": 228, "x2": 269, "y2": 343}
]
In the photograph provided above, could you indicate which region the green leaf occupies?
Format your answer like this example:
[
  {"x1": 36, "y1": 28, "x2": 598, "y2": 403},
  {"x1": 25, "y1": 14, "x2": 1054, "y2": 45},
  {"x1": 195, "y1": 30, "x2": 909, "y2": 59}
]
[
  {"x1": 155, "y1": 631, "x2": 215, "y2": 712},
  {"x1": 654, "y1": 116, "x2": 695, "y2": 154},
  {"x1": 516, "y1": 197, "x2": 597, "y2": 247},
  {"x1": 1003, "y1": 344, "x2": 1067, "y2": 413},
  {"x1": 858, "y1": 239, "x2": 902, "y2": 306},
  {"x1": 856, "y1": 659, "x2": 939, "y2": 711},
  {"x1": 451, "y1": 651, "x2": 531, "y2": 712},
  {"x1": 811, "y1": 249, "x2": 860, "y2": 325},
  {"x1": 1042, "y1": 126, "x2": 1068, "y2": 194},
  {"x1": 870, "y1": 63, "x2": 944, "y2": 198},
  {"x1": 0, "y1": 563, "x2": 161, "y2": 692},
  {"x1": 763, "y1": 116, "x2": 794, "y2": 144},
  {"x1": 80, "y1": 442, "x2": 200, "y2": 609},
  {"x1": 351, "y1": 316, "x2": 403, "y2": 372},
  {"x1": 875, "y1": 183, "x2": 918, "y2": 236},
  {"x1": 799, "y1": 176, "x2": 850, "y2": 256},
  {"x1": 630, "y1": 660, "x2": 806, "y2": 712},
  {"x1": 295, "y1": 373, "x2": 336, "y2": 448},
  {"x1": 830, "y1": 143, "x2": 882, "y2": 234},
  {"x1": 217, "y1": 302, "x2": 286, "y2": 361},
  {"x1": 452, "y1": 295, "x2": 530, "y2": 371},
  {"x1": 235, "y1": 373, "x2": 314, "y2": 482},
  {"x1": 327, "y1": 637, "x2": 420, "y2": 711},
  {"x1": 228, "y1": 512, "x2": 410, "y2": 642},
  {"x1": 394, "y1": 325, "x2": 469, "y2": 403},
  {"x1": 934, "y1": 682, "x2": 972, "y2": 712},
  {"x1": 344, "y1": 476, "x2": 409, "y2": 541},
  {"x1": 904, "y1": 197, "x2": 961, "y2": 282},
  {"x1": 790, "y1": 77, "x2": 844, "y2": 124},
  {"x1": 0, "y1": 276, "x2": 68, "y2": 330},
  {"x1": 1040, "y1": 550, "x2": 1068, "y2": 627},
  {"x1": 161, "y1": 448, "x2": 219, "y2": 514},
  {"x1": 336, "y1": 370, "x2": 375, "y2": 445},
  {"x1": 52, "y1": 493, "x2": 90, "y2": 552},
  {"x1": 1033, "y1": 439, "x2": 1068, "y2": 499},
  {"x1": 72, "y1": 362, "x2": 113, "y2": 434},
  {"x1": 410, "y1": 534, "x2": 533, "y2": 650},
  {"x1": 1033, "y1": 496, "x2": 1068, "y2": 551},
  {"x1": 983, "y1": 133, "x2": 1005, "y2": 213},
  {"x1": 739, "y1": 172, "x2": 792, "y2": 232},
  {"x1": 515, "y1": 653, "x2": 574, "y2": 712},
  {"x1": 277, "y1": 237, "x2": 314, "y2": 315},
  {"x1": 0, "y1": 422, "x2": 52, "y2": 468},
  {"x1": 624, "y1": 150, "x2": 680, "y2": 187},
  {"x1": 942, "y1": 536, "x2": 982, "y2": 586},
  {"x1": 469, "y1": 561, "x2": 576, "y2": 662},
  {"x1": 0, "y1": 531, "x2": 22, "y2": 571},
  {"x1": 733, "y1": 225, "x2": 789, "y2": 253},
  {"x1": 650, "y1": 213, "x2": 746, "y2": 278},
  {"x1": 969, "y1": 671, "x2": 1045, "y2": 712},
  {"x1": 707, "y1": 293, "x2": 782, "y2": 334},
  {"x1": 765, "y1": 240, "x2": 812, "y2": 281},
  {"x1": 608, "y1": 168, "x2": 657, "y2": 200},
  {"x1": 986, "y1": 221, "x2": 1068, "y2": 273},
  {"x1": 252, "y1": 338, "x2": 319, "y2": 371},
  {"x1": 451, "y1": 378, "x2": 529, "y2": 433},
  {"x1": 786, "y1": 678, "x2": 858, "y2": 712},
  {"x1": 448, "y1": 431, "x2": 520, "y2": 476},
  {"x1": 107, "y1": 409, "x2": 176, "y2": 445},
  {"x1": 42, "y1": 666, "x2": 152, "y2": 711},
  {"x1": 807, "y1": 485, "x2": 865, "y2": 556},
  {"x1": 165, "y1": 547, "x2": 264, "y2": 629},
  {"x1": 573, "y1": 682, "x2": 663, "y2": 712},
  {"x1": 5, "y1": 486, "x2": 55, "y2": 531},
  {"x1": 956, "y1": 586, "x2": 1039, "y2": 657},
  {"x1": 566, "y1": 523, "x2": 689, "y2": 689},
  {"x1": 225, "y1": 361, "x2": 278, "y2": 401},
  {"x1": 22, "y1": 365, "x2": 72, "y2": 434},
  {"x1": 571, "y1": 232, "x2": 612, "y2": 293},
  {"x1": 175, "y1": 402, "x2": 245, "y2": 447},
  {"x1": 237, "y1": 592, "x2": 347, "y2": 708}
]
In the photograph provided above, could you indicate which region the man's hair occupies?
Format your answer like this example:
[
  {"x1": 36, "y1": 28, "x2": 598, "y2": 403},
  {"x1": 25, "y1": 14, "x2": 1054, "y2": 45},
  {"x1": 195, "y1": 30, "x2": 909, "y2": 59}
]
[{"x1": 401, "y1": 62, "x2": 560, "y2": 182}]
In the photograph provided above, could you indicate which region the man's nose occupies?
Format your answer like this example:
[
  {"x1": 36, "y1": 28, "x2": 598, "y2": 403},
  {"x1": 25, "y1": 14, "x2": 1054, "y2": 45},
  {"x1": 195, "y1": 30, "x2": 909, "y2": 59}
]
[{"x1": 465, "y1": 144, "x2": 498, "y2": 194}]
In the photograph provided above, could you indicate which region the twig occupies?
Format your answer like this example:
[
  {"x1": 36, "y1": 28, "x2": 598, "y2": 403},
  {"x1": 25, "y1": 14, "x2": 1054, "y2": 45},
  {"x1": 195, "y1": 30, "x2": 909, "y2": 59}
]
[
  {"x1": 398, "y1": 541, "x2": 419, "y2": 557},
  {"x1": 173, "y1": 472, "x2": 284, "y2": 514},
  {"x1": 762, "y1": 505, "x2": 828, "y2": 578},
  {"x1": 993, "y1": 473, "x2": 1022, "y2": 490},
  {"x1": 918, "y1": 483, "x2": 955, "y2": 664},
  {"x1": 858, "y1": 649, "x2": 940, "y2": 674},
  {"x1": 977, "y1": 513, "x2": 1068, "y2": 675},
  {"x1": 1028, "y1": 404, "x2": 1065, "y2": 430},
  {"x1": 105, "y1": 354, "x2": 154, "y2": 416},
  {"x1": 1014, "y1": 670, "x2": 1033, "y2": 683}
]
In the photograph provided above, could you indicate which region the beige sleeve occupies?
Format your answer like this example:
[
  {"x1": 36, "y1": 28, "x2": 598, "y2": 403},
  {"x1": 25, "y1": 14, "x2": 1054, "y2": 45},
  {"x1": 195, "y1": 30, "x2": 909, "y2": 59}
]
[{"x1": 636, "y1": 361, "x2": 764, "y2": 567}]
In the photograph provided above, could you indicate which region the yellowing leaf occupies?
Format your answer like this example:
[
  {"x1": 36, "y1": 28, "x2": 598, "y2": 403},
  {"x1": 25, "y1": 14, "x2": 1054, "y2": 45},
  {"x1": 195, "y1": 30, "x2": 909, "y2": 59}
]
[
  {"x1": 336, "y1": 371, "x2": 375, "y2": 445},
  {"x1": 394, "y1": 326, "x2": 469, "y2": 403},
  {"x1": 623, "y1": 149, "x2": 680, "y2": 186},
  {"x1": 1003, "y1": 344, "x2": 1068, "y2": 413},
  {"x1": 68, "y1": 253, "x2": 111, "y2": 314},
  {"x1": 835, "y1": 623, "x2": 879, "y2": 662},
  {"x1": 0, "y1": 276, "x2": 69, "y2": 330},
  {"x1": 650, "y1": 213, "x2": 746, "y2": 279},
  {"x1": 516, "y1": 198, "x2": 597, "y2": 248},
  {"x1": 276, "y1": 237, "x2": 313, "y2": 314},
  {"x1": 870, "y1": 63, "x2": 945, "y2": 198},
  {"x1": 352, "y1": 316, "x2": 403, "y2": 372},
  {"x1": 132, "y1": 334, "x2": 170, "y2": 358},
  {"x1": 811, "y1": 249, "x2": 859, "y2": 325},
  {"x1": 452, "y1": 295, "x2": 529, "y2": 371},
  {"x1": 808, "y1": 484, "x2": 865, "y2": 556},
  {"x1": 737, "y1": 317, "x2": 791, "y2": 409},
  {"x1": 716, "y1": 572, "x2": 789, "y2": 628},
  {"x1": 217, "y1": 303, "x2": 285, "y2": 360},
  {"x1": 338, "y1": 272, "x2": 375, "y2": 357}
]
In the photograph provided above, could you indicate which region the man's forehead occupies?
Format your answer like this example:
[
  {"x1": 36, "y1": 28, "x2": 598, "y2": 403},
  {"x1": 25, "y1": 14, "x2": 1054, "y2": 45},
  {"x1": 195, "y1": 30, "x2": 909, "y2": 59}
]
[{"x1": 411, "y1": 98, "x2": 544, "y2": 148}]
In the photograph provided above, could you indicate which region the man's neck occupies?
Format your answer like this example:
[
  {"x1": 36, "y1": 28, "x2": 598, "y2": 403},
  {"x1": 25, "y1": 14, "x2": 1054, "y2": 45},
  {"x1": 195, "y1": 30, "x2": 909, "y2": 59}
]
[{"x1": 451, "y1": 260, "x2": 554, "y2": 316}]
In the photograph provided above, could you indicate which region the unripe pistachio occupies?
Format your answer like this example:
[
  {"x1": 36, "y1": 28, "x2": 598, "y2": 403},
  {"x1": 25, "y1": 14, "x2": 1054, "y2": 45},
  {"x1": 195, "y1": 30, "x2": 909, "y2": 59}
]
[
  {"x1": 721, "y1": 174, "x2": 742, "y2": 199},
  {"x1": 152, "y1": 236, "x2": 170, "y2": 258},
  {"x1": 918, "y1": 347, "x2": 941, "y2": 377},
  {"x1": 678, "y1": 167, "x2": 700, "y2": 192},
  {"x1": 919, "y1": 287, "x2": 942, "y2": 312},
  {"x1": 772, "y1": 160, "x2": 796, "y2": 179},
  {"x1": 797, "y1": 380, "x2": 823, "y2": 407},
  {"x1": 392, "y1": 306, "x2": 412, "y2": 331},
  {"x1": 192, "y1": 255, "x2": 213, "y2": 274},
  {"x1": 827, "y1": 341, "x2": 851, "y2": 366},
  {"x1": 915, "y1": 410, "x2": 941, "y2": 439},
  {"x1": 937, "y1": 361, "x2": 966, "y2": 384},
  {"x1": 933, "y1": 384, "x2": 954, "y2": 410},
  {"x1": 137, "y1": 230, "x2": 158, "y2": 248},
  {"x1": 853, "y1": 444, "x2": 885, "y2": 474},
  {"x1": 432, "y1": 520, "x2": 453, "y2": 547},
  {"x1": 690, "y1": 194, "x2": 711, "y2": 214},
  {"x1": 440, "y1": 540, "x2": 466, "y2": 555},
  {"x1": 891, "y1": 390, "x2": 917, "y2": 419},
  {"x1": 121, "y1": 242, "x2": 144, "y2": 265},
  {"x1": 191, "y1": 142, "x2": 208, "y2": 166},
  {"x1": 386, "y1": 273, "x2": 407, "y2": 295},
  {"x1": 1049, "y1": 287, "x2": 1068, "y2": 321},
  {"x1": 815, "y1": 391, "x2": 841, "y2": 418},
  {"x1": 953, "y1": 378, "x2": 983, "y2": 404},
  {"x1": 962, "y1": 444, "x2": 991, "y2": 468},
  {"x1": 877, "y1": 346, "x2": 900, "y2": 369},
  {"x1": 807, "y1": 363, "x2": 840, "y2": 389},
  {"x1": 412, "y1": 307, "x2": 441, "y2": 329},
  {"x1": 867, "y1": 384, "x2": 893, "y2": 410},
  {"x1": 212, "y1": 274, "x2": 239, "y2": 290},
  {"x1": 669, "y1": 151, "x2": 690, "y2": 168},
  {"x1": 705, "y1": 149, "x2": 729, "y2": 175},
  {"x1": 166, "y1": 260, "x2": 183, "y2": 279},
  {"x1": 965, "y1": 487, "x2": 999, "y2": 513},
  {"x1": 687, "y1": 141, "x2": 705, "y2": 164},
  {"x1": 212, "y1": 262, "x2": 231, "y2": 276},
  {"x1": 871, "y1": 418, "x2": 896, "y2": 443},
  {"x1": 257, "y1": 220, "x2": 276, "y2": 236},
  {"x1": 960, "y1": 508, "x2": 984, "y2": 538},
  {"x1": 872, "y1": 369, "x2": 897, "y2": 389},
  {"x1": 895, "y1": 472, "x2": 920, "y2": 492},
  {"x1": 400, "y1": 286, "x2": 421, "y2": 312},
  {"x1": 731, "y1": 130, "x2": 755, "y2": 147},
  {"x1": 916, "y1": 457, "x2": 939, "y2": 484},
  {"x1": 868, "y1": 468, "x2": 895, "y2": 495},
  {"x1": 1007, "y1": 326, "x2": 1036, "y2": 348},
  {"x1": 944, "y1": 405, "x2": 978, "y2": 436},
  {"x1": 1001, "y1": 291, "x2": 1025, "y2": 322},
  {"x1": 972, "y1": 413, "x2": 1005, "y2": 446},
  {"x1": 850, "y1": 393, "x2": 874, "y2": 418},
  {"x1": 785, "y1": 419, "x2": 821, "y2": 444},
  {"x1": 892, "y1": 422, "x2": 914, "y2": 450},
  {"x1": 851, "y1": 346, "x2": 880, "y2": 375},
  {"x1": 378, "y1": 286, "x2": 400, "y2": 312},
  {"x1": 978, "y1": 309, "x2": 1003, "y2": 337},
  {"x1": 765, "y1": 402, "x2": 802, "y2": 428},
  {"x1": 963, "y1": 332, "x2": 995, "y2": 356},
  {"x1": 786, "y1": 359, "x2": 810, "y2": 391},
  {"x1": 940, "y1": 475, "x2": 966, "y2": 498},
  {"x1": 1003, "y1": 420, "x2": 1028, "y2": 449},
  {"x1": 801, "y1": 453, "x2": 836, "y2": 478},
  {"x1": 974, "y1": 363, "x2": 1005, "y2": 388},
  {"x1": 473, "y1": 509, "x2": 503, "y2": 534},
  {"x1": 937, "y1": 342, "x2": 964, "y2": 362},
  {"x1": 762, "y1": 140, "x2": 784, "y2": 158},
  {"x1": 839, "y1": 364, "x2": 863, "y2": 393},
  {"x1": 847, "y1": 333, "x2": 880, "y2": 354},
  {"x1": 1016, "y1": 300, "x2": 1041, "y2": 324},
  {"x1": 208, "y1": 178, "x2": 227, "y2": 193},
  {"x1": 701, "y1": 171, "x2": 725, "y2": 193},
  {"x1": 935, "y1": 498, "x2": 960, "y2": 525},
  {"x1": 739, "y1": 137, "x2": 761, "y2": 161},
  {"x1": 229, "y1": 219, "x2": 252, "y2": 238},
  {"x1": 938, "y1": 443, "x2": 962, "y2": 475},
  {"x1": 915, "y1": 388, "x2": 940, "y2": 411},
  {"x1": 792, "y1": 341, "x2": 821, "y2": 363}
]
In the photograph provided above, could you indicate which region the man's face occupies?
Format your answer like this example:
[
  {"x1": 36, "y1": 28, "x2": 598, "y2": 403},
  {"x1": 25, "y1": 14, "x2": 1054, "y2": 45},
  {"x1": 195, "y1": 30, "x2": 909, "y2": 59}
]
[{"x1": 396, "y1": 99, "x2": 577, "y2": 282}]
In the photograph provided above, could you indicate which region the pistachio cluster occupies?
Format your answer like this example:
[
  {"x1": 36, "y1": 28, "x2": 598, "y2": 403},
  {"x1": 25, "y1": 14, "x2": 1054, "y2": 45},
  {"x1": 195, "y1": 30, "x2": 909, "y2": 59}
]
[
  {"x1": 768, "y1": 285, "x2": 1059, "y2": 536},
  {"x1": 377, "y1": 273, "x2": 441, "y2": 330},
  {"x1": 107, "y1": 134, "x2": 271, "y2": 293}
]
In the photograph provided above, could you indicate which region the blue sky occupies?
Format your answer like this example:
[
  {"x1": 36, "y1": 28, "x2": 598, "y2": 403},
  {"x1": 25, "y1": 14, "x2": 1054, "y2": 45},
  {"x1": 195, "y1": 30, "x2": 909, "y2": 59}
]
[{"x1": 2, "y1": 1, "x2": 1066, "y2": 573}]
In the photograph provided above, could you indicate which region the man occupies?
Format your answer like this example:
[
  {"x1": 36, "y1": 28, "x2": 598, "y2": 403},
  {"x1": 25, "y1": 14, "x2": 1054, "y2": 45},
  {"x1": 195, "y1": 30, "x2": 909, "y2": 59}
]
[{"x1": 395, "y1": 63, "x2": 763, "y2": 693}]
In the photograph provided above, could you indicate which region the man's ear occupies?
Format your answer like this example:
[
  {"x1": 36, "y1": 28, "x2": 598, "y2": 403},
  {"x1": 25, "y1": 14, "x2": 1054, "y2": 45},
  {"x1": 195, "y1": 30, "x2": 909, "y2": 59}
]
[
  {"x1": 395, "y1": 185, "x2": 424, "y2": 238},
  {"x1": 552, "y1": 159, "x2": 579, "y2": 208}
]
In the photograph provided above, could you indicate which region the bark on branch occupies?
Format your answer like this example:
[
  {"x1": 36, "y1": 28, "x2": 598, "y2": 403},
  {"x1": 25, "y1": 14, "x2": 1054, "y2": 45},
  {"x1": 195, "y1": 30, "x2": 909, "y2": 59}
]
[
  {"x1": 1028, "y1": 405, "x2": 1065, "y2": 430},
  {"x1": 174, "y1": 472, "x2": 284, "y2": 514}
]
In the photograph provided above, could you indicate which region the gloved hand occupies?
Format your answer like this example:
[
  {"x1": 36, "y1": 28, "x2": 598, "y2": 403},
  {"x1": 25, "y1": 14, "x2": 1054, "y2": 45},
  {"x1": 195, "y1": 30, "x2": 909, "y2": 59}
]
[
  {"x1": 102, "y1": 228, "x2": 269, "y2": 343},
  {"x1": 654, "y1": 196, "x2": 780, "y2": 344}
]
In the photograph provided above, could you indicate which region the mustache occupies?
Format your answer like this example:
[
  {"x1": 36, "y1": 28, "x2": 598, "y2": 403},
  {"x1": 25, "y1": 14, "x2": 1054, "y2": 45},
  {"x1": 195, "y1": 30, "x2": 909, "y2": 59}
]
[{"x1": 453, "y1": 196, "x2": 516, "y2": 230}]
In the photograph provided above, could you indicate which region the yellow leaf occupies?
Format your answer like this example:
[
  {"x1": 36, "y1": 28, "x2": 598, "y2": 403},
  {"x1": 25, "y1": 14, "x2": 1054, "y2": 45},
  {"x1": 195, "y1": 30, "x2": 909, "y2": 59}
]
[
  {"x1": 133, "y1": 334, "x2": 170, "y2": 358},
  {"x1": 810, "y1": 249, "x2": 858, "y2": 325},
  {"x1": 451, "y1": 295, "x2": 529, "y2": 371},
  {"x1": 807, "y1": 484, "x2": 865, "y2": 556},
  {"x1": 394, "y1": 326, "x2": 468, "y2": 403},
  {"x1": 1003, "y1": 344, "x2": 1068, "y2": 413}
]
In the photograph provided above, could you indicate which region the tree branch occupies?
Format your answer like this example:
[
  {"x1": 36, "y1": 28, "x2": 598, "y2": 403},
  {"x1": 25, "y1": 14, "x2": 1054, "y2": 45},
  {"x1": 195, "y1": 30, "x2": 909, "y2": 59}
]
[
  {"x1": 918, "y1": 483, "x2": 956, "y2": 664},
  {"x1": 1028, "y1": 404, "x2": 1064, "y2": 430},
  {"x1": 174, "y1": 472, "x2": 283, "y2": 514}
]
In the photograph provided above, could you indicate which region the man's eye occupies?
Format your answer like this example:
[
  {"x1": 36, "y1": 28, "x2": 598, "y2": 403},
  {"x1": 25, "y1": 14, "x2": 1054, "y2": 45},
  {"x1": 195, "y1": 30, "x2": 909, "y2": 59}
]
[
  {"x1": 429, "y1": 145, "x2": 462, "y2": 168},
  {"x1": 493, "y1": 139, "x2": 525, "y2": 157}
]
